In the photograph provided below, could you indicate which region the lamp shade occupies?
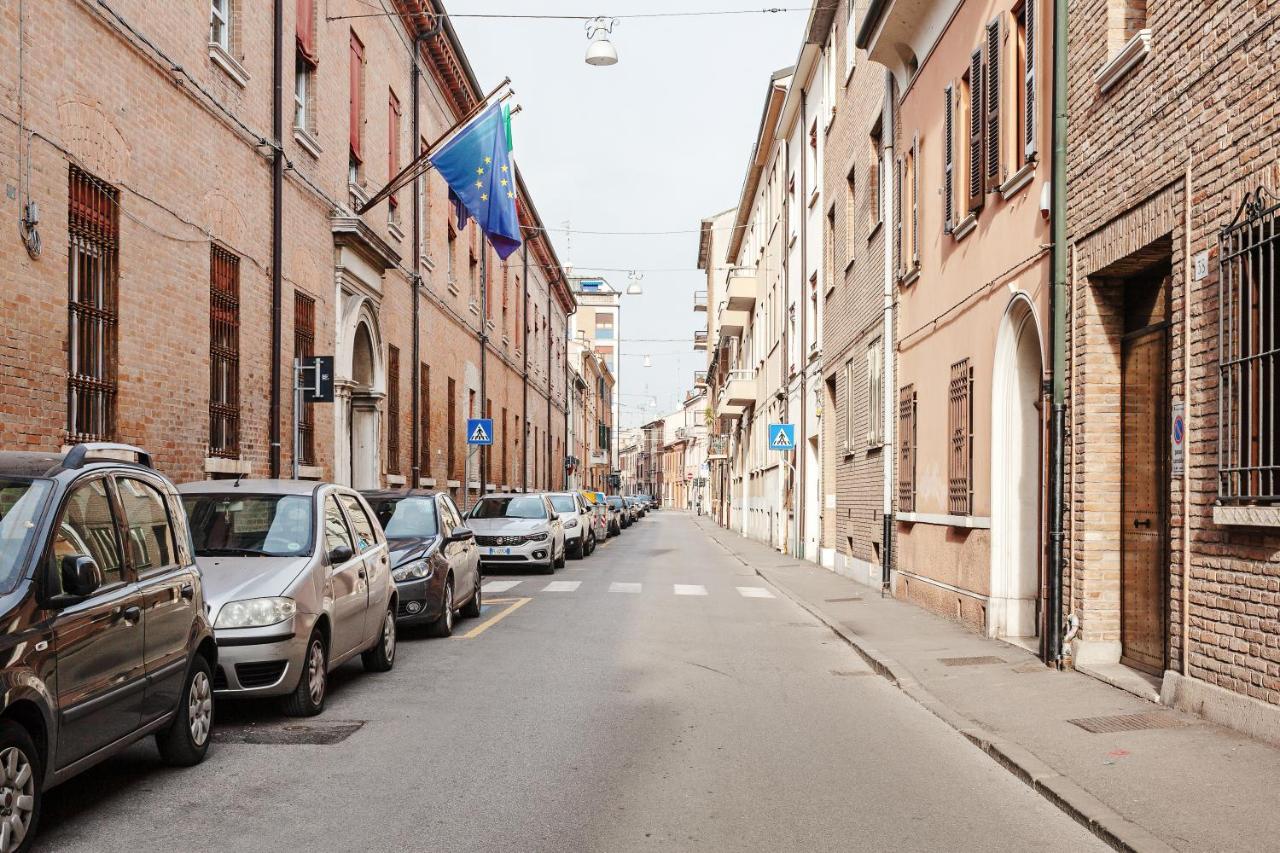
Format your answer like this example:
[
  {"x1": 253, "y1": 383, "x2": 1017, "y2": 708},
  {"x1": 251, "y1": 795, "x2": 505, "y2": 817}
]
[{"x1": 585, "y1": 37, "x2": 618, "y2": 66}]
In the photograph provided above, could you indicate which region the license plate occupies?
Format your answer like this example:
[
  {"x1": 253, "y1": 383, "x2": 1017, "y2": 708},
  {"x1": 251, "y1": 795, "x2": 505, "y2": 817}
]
[{"x1": 484, "y1": 547, "x2": 512, "y2": 556}]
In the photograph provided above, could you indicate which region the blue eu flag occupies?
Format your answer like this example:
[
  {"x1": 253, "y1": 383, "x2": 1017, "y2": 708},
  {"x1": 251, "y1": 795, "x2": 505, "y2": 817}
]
[{"x1": 429, "y1": 104, "x2": 522, "y2": 259}]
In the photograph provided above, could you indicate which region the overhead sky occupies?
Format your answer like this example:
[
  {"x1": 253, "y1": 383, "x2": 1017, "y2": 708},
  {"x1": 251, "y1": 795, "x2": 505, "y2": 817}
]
[{"x1": 448, "y1": 1, "x2": 808, "y2": 427}]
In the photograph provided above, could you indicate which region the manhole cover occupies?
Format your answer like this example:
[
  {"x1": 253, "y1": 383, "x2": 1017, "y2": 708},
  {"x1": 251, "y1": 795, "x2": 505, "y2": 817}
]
[
  {"x1": 825, "y1": 596, "x2": 863, "y2": 603},
  {"x1": 830, "y1": 669, "x2": 874, "y2": 678},
  {"x1": 938, "y1": 656, "x2": 1007, "y2": 667},
  {"x1": 1067, "y1": 713, "x2": 1187, "y2": 734},
  {"x1": 214, "y1": 721, "x2": 366, "y2": 745}
]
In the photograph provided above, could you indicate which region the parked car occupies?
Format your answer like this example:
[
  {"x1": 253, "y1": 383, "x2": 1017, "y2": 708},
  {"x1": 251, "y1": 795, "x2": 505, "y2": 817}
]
[
  {"x1": 642, "y1": 494, "x2": 660, "y2": 511},
  {"x1": 605, "y1": 495, "x2": 630, "y2": 532},
  {"x1": 362, "y1": 489, "x2": 480, "y2": 637},
  {"x1": 548, "y1": 491, "x2": 596, "y2": 559},
  {"x1": 179, "y1": 480, "x2": 396, "y2": 717},
  {"x1": 625, "y1": 496, "x2": 646, "y2": 519},
  {"x1": 0, "y1": 443, "x2": 217, "y2": 851},
  {"x1": 466, "y1": 493, "x2": 565, "y2": 573},
  {"x1": 577, "y1": 490, "x2": 610, "y2": 545}
]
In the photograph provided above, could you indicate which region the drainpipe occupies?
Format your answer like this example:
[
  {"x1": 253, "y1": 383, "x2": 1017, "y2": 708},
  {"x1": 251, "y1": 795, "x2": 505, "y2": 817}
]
[
  {"x1": 546, "y1": 274, "x2": 553, "y2": 489},
  {"x1": 779, "y1": 139, "x2": 790, "y2": 552},
  {"x1": 797, "y1": 90, "x2": 808, "y2": 561},
  {"x1": 1046, "y1": 0, "x2": 1069, "y2": 667},
  {"x1": 521, "y1": 239, "x2": 529, "y2": 491},
  {"x1": 1181, "y1": 159, "x2": 1192, "y2": 675},
  {"x1": 269, "y1": 0, "x2": 283, "y2": 478},
  {"x1": 881, "y1": 70, "x2": 895, "y2": 592},
  {"x1": 479, "y1": 245, "x2": 488, "y2": 503}
]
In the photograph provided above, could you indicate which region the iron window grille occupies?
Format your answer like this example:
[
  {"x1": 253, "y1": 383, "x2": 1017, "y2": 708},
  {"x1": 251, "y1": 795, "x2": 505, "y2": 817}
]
[
  {"x1": 898, "y1": 385, "x2": 917, "y2": 512},
  {"x1": 67, "y1": 166, "x2": 119, "y2": 443},
  {"x1": 209, "y1": 246, "x2": 241, "y2": 458},
  {"x1": 294, "y1": 292, "x2": 316, "y2": 466},
  {"x1": 1219, "y1": 187, "x2": 1280, "y2": 503},
  {"x1": 419, "y1": 362, "x2": 431, "y2": 476},
  {"x1": 387, "y1": 345, "x2": 400, "y2": 474},
  {"x1": 948, "y1": 358, "x2": 974, "y2": 515}
]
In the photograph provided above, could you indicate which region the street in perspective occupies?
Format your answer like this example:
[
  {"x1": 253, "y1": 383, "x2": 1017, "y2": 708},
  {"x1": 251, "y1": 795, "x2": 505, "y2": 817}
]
[{"x1": 2, "y1": 0, "x2": 1280, "y2": 851}]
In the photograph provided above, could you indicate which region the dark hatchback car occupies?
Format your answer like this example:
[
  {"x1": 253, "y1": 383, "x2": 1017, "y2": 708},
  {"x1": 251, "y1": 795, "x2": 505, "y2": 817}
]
[
  {"x1": 362, "y1": 490, "x2": 481, "y2": 638},
  {"x1": 0, "y1": 444, "x2": 216, "y2": 852}
]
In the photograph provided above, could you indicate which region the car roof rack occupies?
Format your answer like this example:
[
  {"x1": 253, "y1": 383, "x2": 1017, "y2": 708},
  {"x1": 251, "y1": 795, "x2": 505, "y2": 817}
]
[{"x1": 62, "y1": 442, "x2": 154, "y2": 470}]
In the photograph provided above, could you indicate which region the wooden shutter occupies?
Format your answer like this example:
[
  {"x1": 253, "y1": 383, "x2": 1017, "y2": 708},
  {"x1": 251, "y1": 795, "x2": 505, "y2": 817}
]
[
  {"x1": 894, "y1": 156, "x2": 904, "y2": 278},
  {"x1": 296, "y1": 0, "x2": 317, "y2": 65},
  {"x1": 387, "y1": 345, "x2": 400, "y2": 474},
  {"x1": 388, "y1": 91, "x2": 401, "y2": 206},
  {"x1": 349, "y1": 32, "x2": 364, "y2": 161},
  {"x1": 948, "y1": 359, "x2": 974, "y2": 515},
  {"x1": 985, "y1": 18, "x2": 1002, "y2": 191},
  {"x1": 1024, "y1": 0, "x2": 1038, "y2": 161},
  {"x1": 943, "y1": 85, "x2": 954, "y2": 234},
  {"x1": 911, "y1": 133, "x2": 920, "y2": 266},
  {"x1": 869, "y1": 155, "x2": 880, "y2": 226},
  {"x1": 898, "y1": 385, "x2": 916, "y2": 512},
  {"x1": 968, "y1": 48, "x2": 985, "y2": 214}
]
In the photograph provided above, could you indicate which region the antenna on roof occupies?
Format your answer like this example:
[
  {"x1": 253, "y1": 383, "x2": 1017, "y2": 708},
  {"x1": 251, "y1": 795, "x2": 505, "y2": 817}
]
[{"x1": 233, "y1": 472, "x2": 245, "y2": 488}]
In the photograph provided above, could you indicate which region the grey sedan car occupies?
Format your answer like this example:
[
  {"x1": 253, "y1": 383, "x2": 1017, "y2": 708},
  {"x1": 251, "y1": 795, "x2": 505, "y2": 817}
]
[
  {"x1": 179, "y1": 480, "x2": 397, "y2": 716},
  {"x1": 466, "y1": 493, "x2": 566, "y2": 573}
]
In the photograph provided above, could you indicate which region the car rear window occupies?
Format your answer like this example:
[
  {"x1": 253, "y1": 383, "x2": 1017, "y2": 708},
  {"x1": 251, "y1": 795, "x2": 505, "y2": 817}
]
[
  {"x1": 182, "y1": 494, "x2": 314, "y2": 557},
  {"x1": 0, "y1": 478, "x2": 52, "y2": 595},
  {"x1": 471, "y1": 496, "x2": 547, "y2": 520},
  {"x1": 548, "y1": 495, "x2": 576, "y2": 513},
  {"x1": 367, "y1": 496, "x2": 439, "y2": 539}
]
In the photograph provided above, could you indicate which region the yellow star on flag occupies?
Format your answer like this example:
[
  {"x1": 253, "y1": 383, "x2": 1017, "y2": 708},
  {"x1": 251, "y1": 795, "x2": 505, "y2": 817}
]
[
  {"x1": 481, "y1": 193, "x2": 489, "y2": 201},
  {"x1": 484, "y1": 156, "x2": 492, "y2": 164},
  {"x1": 476, "y1": 166, "x2": 485, "y2": 175},
  {"x1": 501, "y1": 165, "x2": 508, "y2": 173},
  {"x1": 500, "y1": 178, "x2": 509, "y2": 187},
  {"x1": 475, "y1": 180, "x2": 483, "y2": 188},
  {"x1": 507, "y1": 191, "x2": 515, "y2": 199}
]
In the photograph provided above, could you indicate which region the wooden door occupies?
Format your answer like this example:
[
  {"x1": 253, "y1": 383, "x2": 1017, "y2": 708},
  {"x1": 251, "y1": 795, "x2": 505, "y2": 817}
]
[{"x1": 1120, "y1": 327, "x2": 1168, "y2": 675}]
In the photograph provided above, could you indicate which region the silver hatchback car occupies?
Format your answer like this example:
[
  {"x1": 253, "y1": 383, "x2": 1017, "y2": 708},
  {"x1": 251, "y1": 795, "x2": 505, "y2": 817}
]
[{"x1": 179, "y1": 480, "x2": 397, "y2": 716}]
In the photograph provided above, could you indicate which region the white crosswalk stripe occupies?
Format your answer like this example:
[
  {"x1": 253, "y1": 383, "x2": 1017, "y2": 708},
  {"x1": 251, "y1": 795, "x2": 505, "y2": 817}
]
[
  {"x1": 673, "y1": 584, "x2": 708, "y2": 596},
  {"x1": 482, "y1": 580, "x2": 522, "y2": 593},
  {"x1": 542, "y1": 581, "x2": 581, "y2": 592},
  {"x1": 609, "y1": 582, "x2": 642, "y2": 594},
  {"x1": 736, "y1": 586, "x2": 775, "y2": 599}
]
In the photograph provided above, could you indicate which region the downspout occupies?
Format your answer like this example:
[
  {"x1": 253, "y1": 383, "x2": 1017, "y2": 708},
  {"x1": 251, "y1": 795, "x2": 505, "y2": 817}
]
[
  {"x1": 521, "y1": 239, "x2": 530, "y2": 491},
  {"x1": 478, "y1": 243, "x2": 488, "y2": 506},
  {"x1": 565, "y1": 290, "x2": 574, "y2": 490},
  {"x1": 881, "y1": 70, "x2": 895, "y2": 592},
  {"x1": 1181, "y1": 159, "x2": 1192, "y2": 675},
  {"x1": 547, "y1": 274, "x2": 553, "y2": 489},
  {"x1": 269, "y1": 0, "x2": 284, "y2": 478},
  {"x1": 797, "y1": 90, "x2": 808, "y2": 561},
  {"x1": 1046, "y1": 0, "x2": 1069, "y2": 667},
  {"x1": 779, "y1": 139, "x2": 790, "y2": 551}
]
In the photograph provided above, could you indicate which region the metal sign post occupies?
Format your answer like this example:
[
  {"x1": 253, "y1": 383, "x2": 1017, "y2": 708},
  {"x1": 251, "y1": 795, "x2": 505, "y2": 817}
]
[
  {"x1": 292, "y1": 355, "x2": 334, "y2": 480},
  {"x1": 464, "y1": 418, "x2": 494, "y2": 511}
]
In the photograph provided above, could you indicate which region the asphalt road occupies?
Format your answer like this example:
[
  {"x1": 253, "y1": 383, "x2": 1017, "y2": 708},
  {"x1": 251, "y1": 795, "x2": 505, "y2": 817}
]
[{"x1": 35, "y1": 511, "x2": 1106, "y2": 852}]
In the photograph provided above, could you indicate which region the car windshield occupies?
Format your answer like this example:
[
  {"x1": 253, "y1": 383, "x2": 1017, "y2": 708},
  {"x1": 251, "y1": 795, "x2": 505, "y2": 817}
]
[
  {"x1": 367, "y1": 496, "x2": 439, "y2": 539},
  {"x1": 182, "y1": 494, "x2": 314, "y2": 557},
  {"x1": 607, "y1": 497, "x2": 624, "y2": 508},
  {"x1": 548, "y1": 495, "x2": 576, "y2": 513},
  {"x1": 0, "y1": 478, "x2": 53, "y2": 595},
  {"x1": 471, "y1": 496, "x2": 547, "y2": 520}
]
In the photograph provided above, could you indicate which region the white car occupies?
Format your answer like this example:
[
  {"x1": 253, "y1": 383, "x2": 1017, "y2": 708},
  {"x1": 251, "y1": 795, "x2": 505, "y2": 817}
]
[
  {"x1": 548, "y1": 491, "x2": 597, "y2": 560},
  {"x1": 466, "y1": 493, "x2": 566, "y2": 574}
]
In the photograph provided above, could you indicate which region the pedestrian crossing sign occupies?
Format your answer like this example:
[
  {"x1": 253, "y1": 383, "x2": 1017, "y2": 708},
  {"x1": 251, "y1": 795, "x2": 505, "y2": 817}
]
[
  {"x1": 466, "y1": 418, "x2": 494, "y2": 446},
  {"x1": 768, "y1": 423, "x2": 795, "y2": 452}
]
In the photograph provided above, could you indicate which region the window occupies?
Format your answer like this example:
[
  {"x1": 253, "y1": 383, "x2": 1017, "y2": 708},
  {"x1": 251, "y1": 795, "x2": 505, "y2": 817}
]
[
  {"x1": 209, "y1": 246, "x2": 240, "y2": 459},
  {"x1": 349, "y1": 31, "x2": 365, "y2": 183},
  {"x1": 294, "y1": 0, "x2": 317, "y2": 136},
  {"x1": 844, "y1": 0, "x2": 856, "y2": 79},
  {"x1": 447, "y1": 377, "x2": 458, "y2": 480},
  {"x1": 501, "y1": 408, "x2": 508, "y2": 484},
  {"x1": 898, "y1": 386, "x2": 917, "y2": 512},
  {"x1": 48, "y1": 479, "x2": 124, "y2": 589},
  {"x1": 294, "y1": 291, "x2": 315, "y2": 466},
  {"x1": 419, "y1": 362, "x2": 431, "y2": 477},
  {"x1": 184, "y1": 493, "x2": 314, "y2": 557},
  {"x1": 867, "y1": 339, "x2": 883, "y2": 446},
  {"x1": 985, "y1": 17, "x2": 1003, "y2": 191},
  {"x1": 501, "y1": 262, "x2": 510, "y2": 339},
  {"x1": 943, "y1": 84, "x2": 955, "y2": 233},
  {"x1": 447, "y1": 222, "x2": 457, "y2": 285},
  {"x1": 388, "y1": 91, "x2": 401, "y2": 214},
  {"x1": 966, "y1": 51, "x2": 986, "y2": 215},
  {"x1": 67, "y1": 166, "x2": 119, "y2": 443},
  {"x1": 910, "y1": 134, "x2": 920, "y2": 267},
  {"x1": 116, "y1": 477, "x2": 177, "y2": 574},
  {"x1": 387, "y1": 345, "x2": 400, "y2": 475},
  {"x1": 948, "y1": 359, "x2": 974, "y2": 515},
  {"x1": 824, "y1": 31, "x2": 837, "y2": 127},
  {"x1": 595, "y1": 312, "x2": 615, "y2": 340},
  {"x1": 1106, "y1": 0, "x2": 1147, "y2": 56},
  {"x1": 338, "y1": 494, "x2": 377, "y2": 552},
  {"x1": 843, "y1": 358, "x2": 856, "y2": 451},
  {"x1": 324, "y1": 495, "x2": 355, "y2": 555},
  {"x1": 210, "y1": 0, "x2": 232, "y2": 50},
  {"x1": 894, "y1": 155, "x2": 903, "y2": 277},
  {"x1": 1019, "y1": 0, "x2": 1038, "y2": 164},
  {"x1": 826, "y1": 205, "x2": 837, "y2": 285},
  {"x1": 845, "y1": 168, "x2": 856, "y2": 262},
  {"x1": 869, "y1": 118, "x2": 883, "y2": 230}
]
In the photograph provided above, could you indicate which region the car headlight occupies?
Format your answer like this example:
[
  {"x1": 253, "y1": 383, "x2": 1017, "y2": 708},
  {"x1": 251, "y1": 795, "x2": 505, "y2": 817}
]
[
  {"x1": 565, "y1": 519, "x2": 579, "y2": 529},
  {"x1": 525, "y1": 532, "x2": 549, "y2": 542},
  {"x1": 215, "y1": 597, "x2": 296, "y2": 629},
  {"x1": 392, "y1": 560, "x2": 433, "y2": 582}
]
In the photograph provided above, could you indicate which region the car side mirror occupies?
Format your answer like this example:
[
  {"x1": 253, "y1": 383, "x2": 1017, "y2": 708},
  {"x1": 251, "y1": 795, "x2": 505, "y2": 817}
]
[
  {"x1": 447, "y1": 526, "x2": 475, "y2": 543},
  {"x1": 328, "y1": 544, "x2": 354, "y2": 565},
  {"x1": 60, "y1": 555, "x2": 102, "y2": 599}
]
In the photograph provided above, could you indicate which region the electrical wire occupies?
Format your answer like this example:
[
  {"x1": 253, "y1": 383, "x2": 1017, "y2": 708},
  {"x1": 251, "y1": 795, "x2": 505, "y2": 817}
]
[{"x1": 328, "y1": 7, "x2": 820, "y2": 23}]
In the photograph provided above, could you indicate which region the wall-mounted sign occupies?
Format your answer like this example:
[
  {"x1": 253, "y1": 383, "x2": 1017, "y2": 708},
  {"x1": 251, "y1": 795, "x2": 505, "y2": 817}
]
[{"x1": 1171, "y1": 402, "x2": 1185, "y2": 478}]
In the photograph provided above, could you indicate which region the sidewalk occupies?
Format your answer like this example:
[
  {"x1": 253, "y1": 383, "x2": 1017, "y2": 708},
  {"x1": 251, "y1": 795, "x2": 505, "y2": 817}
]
[{"x1": 695, "y1": 515, "x2": 1280, "y2": 853}]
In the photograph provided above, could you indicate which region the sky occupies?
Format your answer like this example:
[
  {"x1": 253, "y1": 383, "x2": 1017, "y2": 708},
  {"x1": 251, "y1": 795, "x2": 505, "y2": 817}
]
[{"x1": 447, "y1": 1, "x2": 808, "y2": 427}]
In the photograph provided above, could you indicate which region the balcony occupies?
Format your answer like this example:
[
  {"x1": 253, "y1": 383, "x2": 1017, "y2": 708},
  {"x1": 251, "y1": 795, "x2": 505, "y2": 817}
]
[
  {"x1": 715, "y1": 396, "x2": 745, "y2": 420},
  {"x1": 693, "y1": 290, "x2": 708, "y2": 312},
  {"x1": 725, "y1": 269, "x2": 757, "y2": 311},
  {"x1": 723, "y1": 368, "x2": 756, "y2": 407},
  {"x1": 693, "y1": 370, "x2": 708, "y2": 387},
  {"x1": 693, "y1": 330, "x2": 708, "y2": 351},
  {"x1": 717, "y1": 305, "x2": 749, "y2": 338}
]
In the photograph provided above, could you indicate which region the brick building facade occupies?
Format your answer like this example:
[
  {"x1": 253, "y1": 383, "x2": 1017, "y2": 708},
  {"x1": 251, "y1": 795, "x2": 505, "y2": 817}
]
[{"x1": 0, "y1": 0, "x2": 572, "y2": 500}]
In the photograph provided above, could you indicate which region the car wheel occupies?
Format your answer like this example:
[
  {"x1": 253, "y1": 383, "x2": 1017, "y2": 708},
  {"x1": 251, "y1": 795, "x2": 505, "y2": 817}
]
[
  {"x1": 461, "y1": 580, "x2": 482, "y2": 619},
  {"x1": 0, "y1": 719, "x2": 41, "y2": 853},
  {"x1": 283, "y1": 629, "x2": 327, "y2": 717},
  {"x1": 555, "y1": 544, "x2": 567, "y2": 569},
  {"x1": 361, "y1": 605, "x2": 397, "y2": 673},
  {"x1": 569, "y1": 537, "x2": 583, "y2": 560},
  {"x1": 429, "y1": 578, "x2": 455, "y2": 637},
  {"x1": 156, "y1": 654, "x2": 214, "y2": 766}
]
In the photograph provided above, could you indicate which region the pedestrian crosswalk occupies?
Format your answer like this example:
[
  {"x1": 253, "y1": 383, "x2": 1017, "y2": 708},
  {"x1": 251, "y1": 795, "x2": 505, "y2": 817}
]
[{"x1": 481, "y1": 579, "x2": 778, "y2": 599}]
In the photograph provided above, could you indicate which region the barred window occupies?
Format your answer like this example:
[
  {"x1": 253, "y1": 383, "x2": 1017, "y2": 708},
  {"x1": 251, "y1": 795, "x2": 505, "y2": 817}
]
[
  {"x1": 948, "y1": 359, "x2": 974, "y2": 515},
  {"x1": 898, "y1": 385, "x2": 916, "y2": 512},
  {"x1": 387, "y1": 345, "x2": 400, "y2": 475},
  {"x1": 67, "y1": 166, "x2": 119, "y2": 443},
  {"x1": 447, "y1": 377, "x2": 458, "y2": 481},
  {"x1": 209, "y1": 246, "x2": 240, "y2": 458},
  {"x1": 294, "y1": 292, "x2": 316, "y2": 466},
  {"x1": 1219, "y1": 189, "x2": 1280, "y2": 503},
  {"x1": 419, "y1": 362, "x2": 431, "y2": 477}
]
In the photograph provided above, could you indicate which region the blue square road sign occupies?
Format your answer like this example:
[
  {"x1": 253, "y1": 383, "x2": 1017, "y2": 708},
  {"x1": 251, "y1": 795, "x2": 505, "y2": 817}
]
[
  {"x1": 768, "y1": 423, "x2": 796, "y2": 452},
  {"x1": 466, "y1": 418, "x2": 494, "y2": 446}
]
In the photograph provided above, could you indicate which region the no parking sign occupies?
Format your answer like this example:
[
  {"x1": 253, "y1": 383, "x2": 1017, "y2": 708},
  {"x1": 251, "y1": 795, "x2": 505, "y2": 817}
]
[{"x1": 1171, "y1": 402, "x2": 1185, "y2": 478}]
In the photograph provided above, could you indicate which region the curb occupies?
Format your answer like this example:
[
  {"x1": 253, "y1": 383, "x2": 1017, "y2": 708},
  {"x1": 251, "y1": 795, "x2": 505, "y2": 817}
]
[{"x1": 699, "y1": 521, "x2": 1176, "y2": 853}]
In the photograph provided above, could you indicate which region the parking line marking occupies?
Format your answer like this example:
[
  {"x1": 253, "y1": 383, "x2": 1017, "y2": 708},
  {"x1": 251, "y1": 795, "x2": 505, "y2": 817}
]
[
  {"x1": 458, "y1": 597, "x2": 531, "y2": 639},
  {"x1": 482, "y1": 580, "x2": 522, "y2": 593},
  {"x1": 736, "y1": 586, "x2": 775, "y2": 599},
  {"x1": 674, "y1": 584, "x2": 707, "y2": 596},
  {"x1": 542, "y1": 581, "x2": 581, "y2": 592},
  {"x1": 610, "y1": 582, "x2": 641, "y2": 594}
]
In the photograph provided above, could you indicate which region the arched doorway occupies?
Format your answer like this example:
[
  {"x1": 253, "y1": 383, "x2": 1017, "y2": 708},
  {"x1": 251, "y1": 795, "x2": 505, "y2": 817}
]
[
  {"x1": 990, "y1": 296, "x2": 1044, "y2": 642},
  {"x1": 348, "y1": 322, "x2": 380, "y2": 489},
  {"x1": 332, "y1": 298, "x2": 384, "y2": 489}
]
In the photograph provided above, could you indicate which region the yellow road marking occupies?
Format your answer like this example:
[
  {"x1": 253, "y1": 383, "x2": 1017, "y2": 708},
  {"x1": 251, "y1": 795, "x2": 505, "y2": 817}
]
[{"x1": 457, "y1": 596, "x2": 532, "y2": 639}]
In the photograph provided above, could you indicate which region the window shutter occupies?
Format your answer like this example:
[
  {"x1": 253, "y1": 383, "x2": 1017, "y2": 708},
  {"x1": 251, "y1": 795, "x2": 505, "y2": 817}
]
[
  {"x1": 894, "y1": 156, "x2": 903, "y2": 278},
  {"x1": 869, "y1": 156, "x2": 881, "y2": 226},
  {"x1": 296, "y1": 0, "x2": 317, "y2": 65},
  {"x1": 911, "y1": 133, "x2": 920, "y2": 266},
  {"x1": 968, "y1": 48, "x2": 985, "y2": 213},
  {"x1": 1024, "y1": 0, "x2": 1038, "y2": 161},
  {"x1": 943, "y1": 85, "x2": 954, "y2": 234},
  {"x1": 349, "y1": 32, "x2": 364, "y2": 161},
  {"x1": 985, "y1": 18, "x2": 1002, "y2": 190},
  {"x1": 898, "y1": 385, "x2": 916, "y2": 512}
]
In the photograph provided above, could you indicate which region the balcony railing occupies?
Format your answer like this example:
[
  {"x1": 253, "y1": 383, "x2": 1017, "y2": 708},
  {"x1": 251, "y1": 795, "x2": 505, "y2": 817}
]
[
  {"x1": 693, "y1": 290, "x2": 708, "y2": 312},
  {"x1": 724, "y1": 368, "x2": 756, "y2": 407},
  {"x1": 693, "y1": 330, "x2": 708, "y2": 350},
  {"x1": 693, "y1": 369, "x2": 708, "y2": 386},
  {"x1": 725, "y1": 268, "x2": 757, "y2": 312}
]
